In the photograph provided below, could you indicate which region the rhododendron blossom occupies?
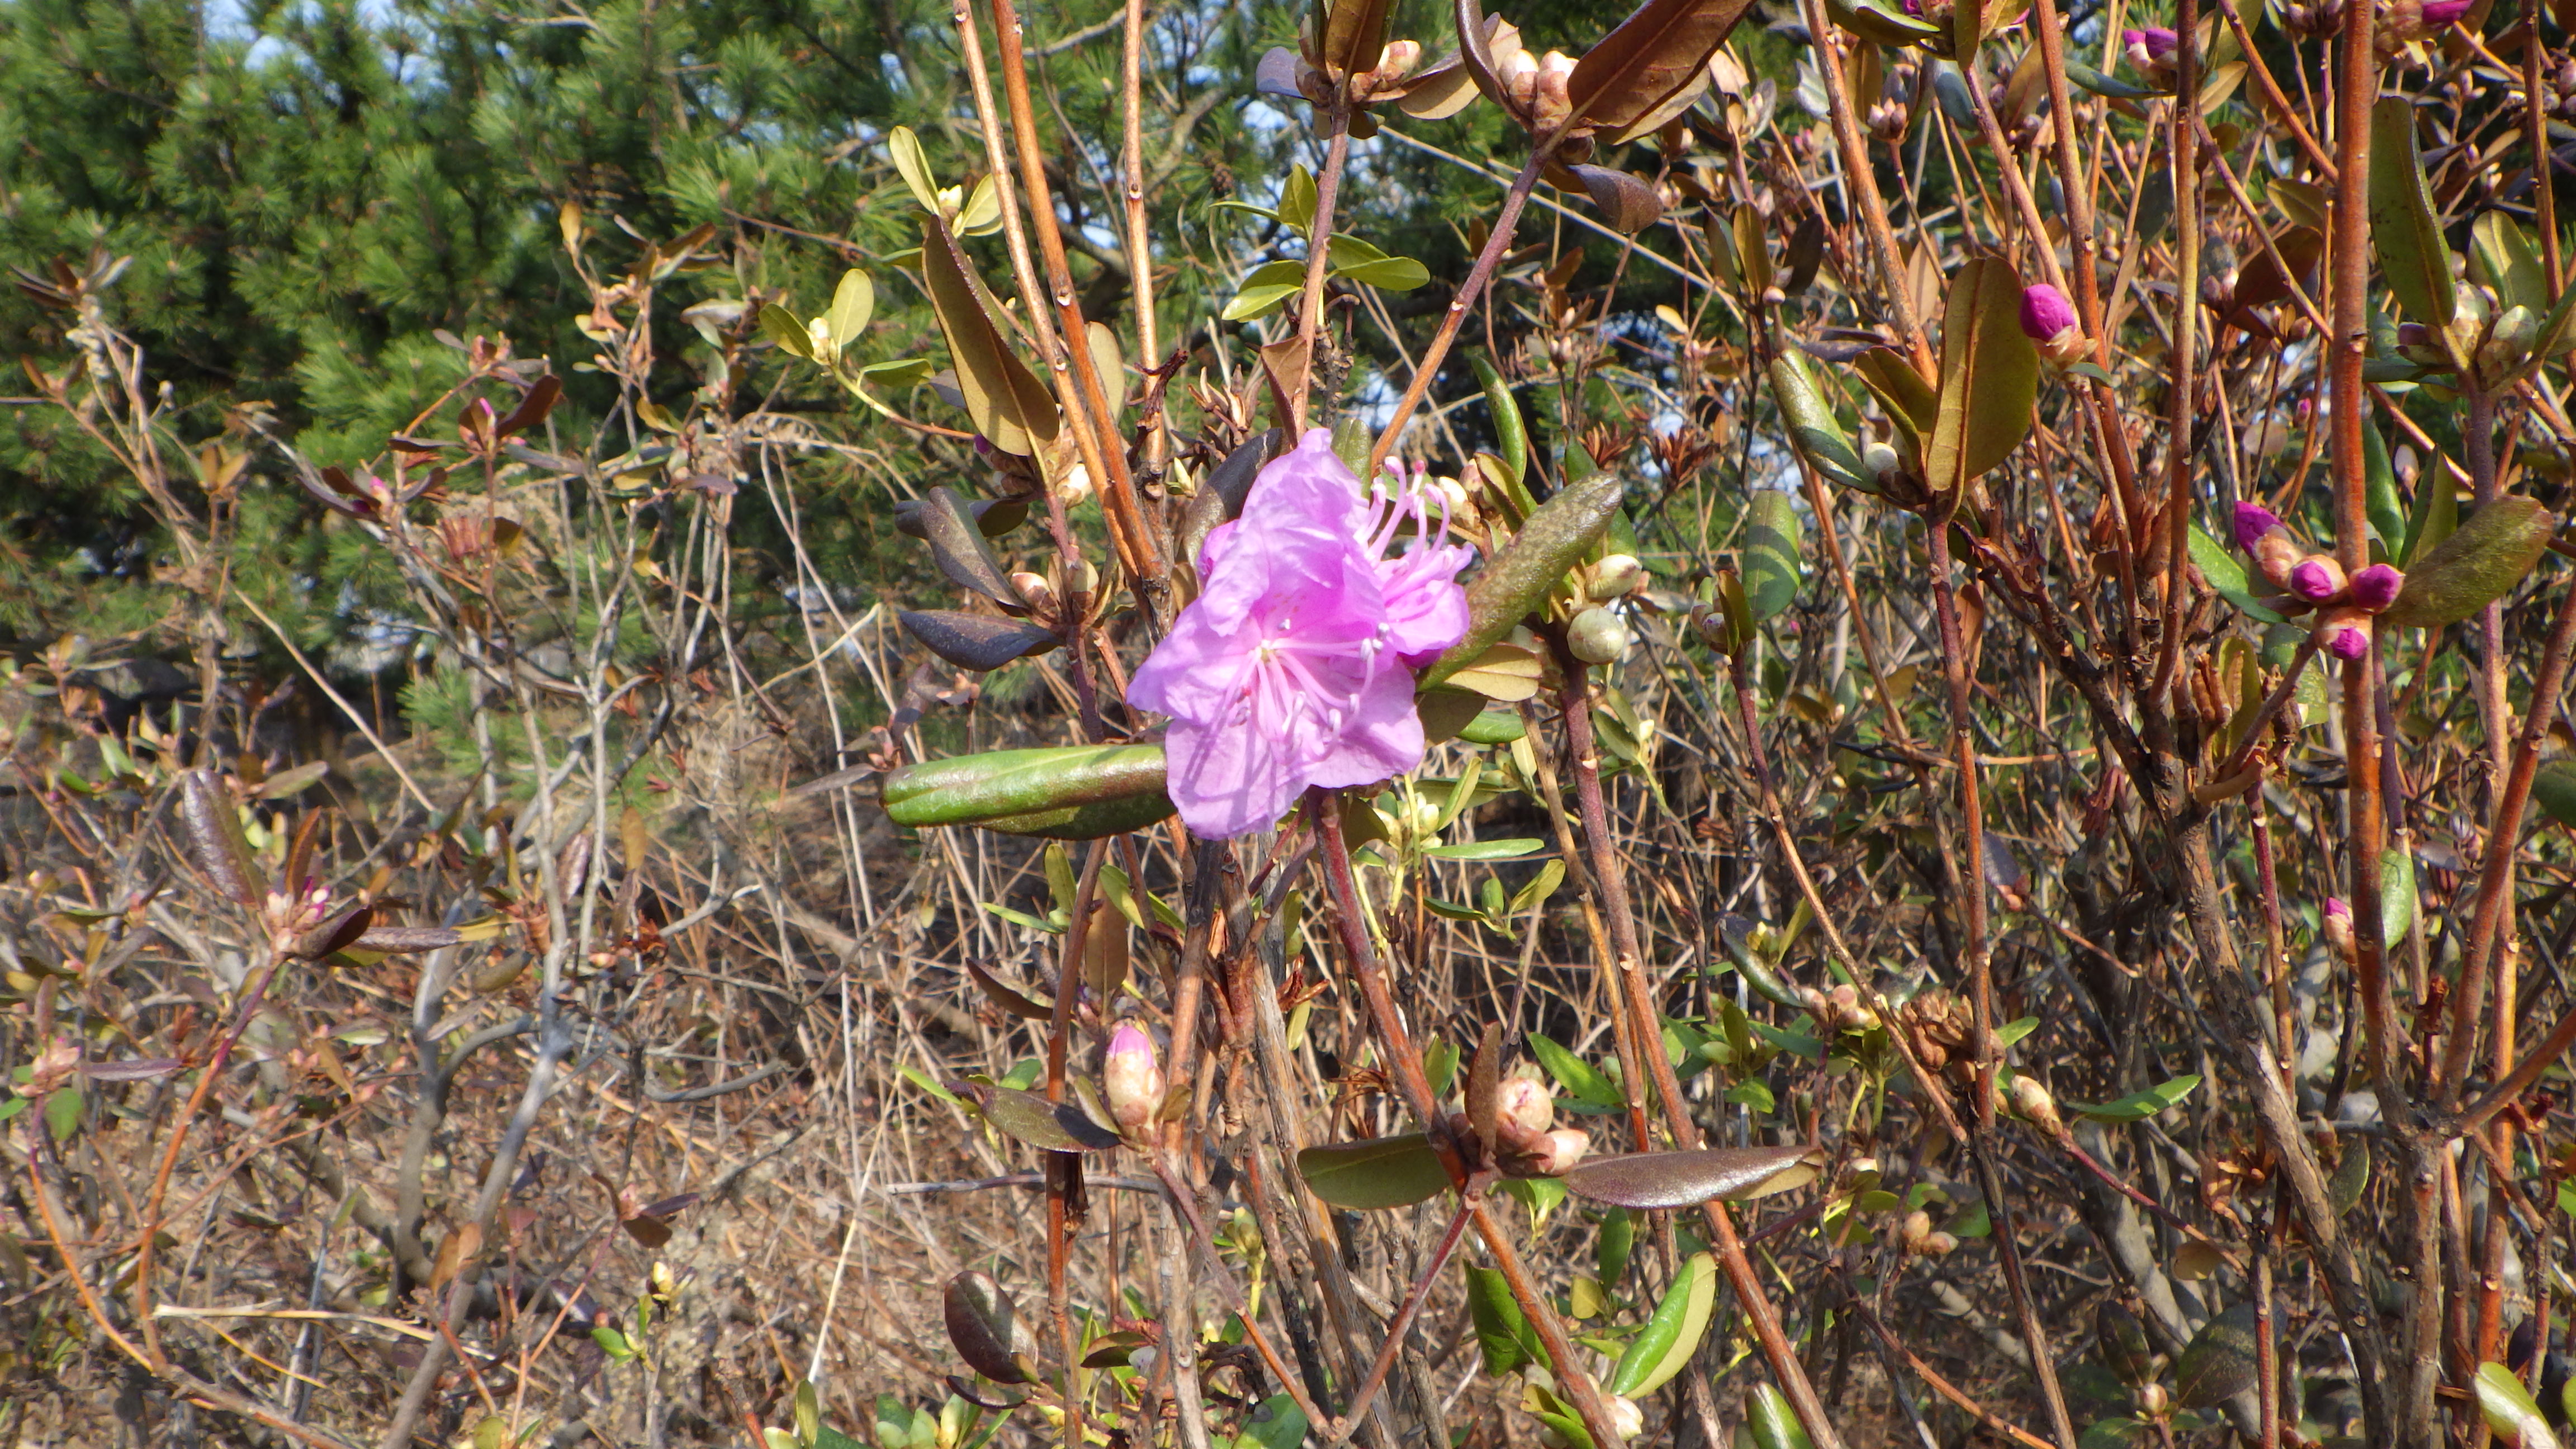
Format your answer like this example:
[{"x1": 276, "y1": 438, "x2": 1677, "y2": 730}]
[{"x1": 1128, "y1": 429, "x2": 1472, "y2": 839}]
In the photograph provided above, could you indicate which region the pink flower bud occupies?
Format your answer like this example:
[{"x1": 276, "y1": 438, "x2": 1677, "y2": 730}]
[
  {"x1": 1530, "y1": 1128, "x2": 1590, "y2": 1175},
  {"x1": 2348, "y1": 563, "x2": 2403, "y2": 611},
  {"x1": 2417, "y1": 0, "x2": 2471, "y2": 23},
  {"x1": 2020, "y1": 284, "x2": 2079, "y2": 343},
  {"x1": 1496, "y1": 1076, "x2": 1555, "y2": 1138},
  {"x1": 1102, "y1": 1024, "x2": 1164, "y2": 1137},
  {"x1": 2316, "y1": 608, "x2": 2372, "y2": 660},
  {"x1": 2322, "y1": 897, "x2": 2356, "y2": 961},
  {"x1": 2124, "y1": 26, "x2": 2180, "y2": 74},
  {"x1": 2288, "y1": 555, "x2": 2347, "y2": 603},
  {"x1": 2232, "y1": 502, "x2": 2284, "y2": 553},
  {"x1": 2324, "y1": 896, "x2": 2350, "y2": 921}
]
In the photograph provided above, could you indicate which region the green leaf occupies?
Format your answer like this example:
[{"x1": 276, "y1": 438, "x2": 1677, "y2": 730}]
[
  {"x1": 1221, "y1": 259, "x2": 1309, "y2": 323},
  {"x1": 1527, "y1": 1031, "x2": 1626, "y2": 1112},
  {"x1": 1424, "y1": 837, "x2": 1548, "y2": 860},
  {"x1": 1608, "y1": 1252, "x2": 1717, "y2": 1396},
  {"x1": 2065, "y1": 1074, "x2": 2201, "y2": 1123},
  {"x1": 2474, "y1": 1363, "x2": 2564, "y2": 1449},
  {"x1": 1564, "y1": 1146, "x2": 1820, "y2": 1208},
  {"x1": 761, "y1": 302, "x2": 816, "y2": 360},
  {"x1": 1596, "y1": 1208, "x2": 1635, "y2": 1289},
  {"x1": 1745, "y1": 1383, "x2": 1817, "y2": 1449},
  {"x1": 2175, "y1": 1304, "x2": 2260, "y2": 1408},
  {"x1": 2400, "y1": 467, "x2": 2459, "y2": 566},
  {"x1": 2065, "y1": 61, "x2": 2156, "y2": 98},
  {"x1": 2369, "y1": 98, "x2": 2455, "y2": 330},
  {"x1": 1510, "y1": 859, "x2": 1567, "y2": 915},
  {"x1": 1295, "y1": 1133, "x2": 1453, "y2": 1209},
  {"x1": 1466, "y1": 1266, "x2": 1548, "y2": 1376},
  {"x1": 2532, "y1": 760, "x2": 2576, "y2": 830},
  {"x1": 2077, "y1": 1419, "x2": 2144, "y2": 1449},
  {"x1": 1769, "y1": 354, "x2": 1875, "y2": 494},
  {"x1": 887, "y1": 126, "x2": 941, "y2": 211},
  {"x1": 1744, "y1": 490, "x2": 1804, "y2": 622},
  {"x1": 1471, "y1": 352, "x2": 1532, "y2": 493},
  {"x1": 42, "y1": 1086, "x2": 80, "y2": 1142},
  {"x1": 1334, "y1": 254, "x2": 1431, "y2": 290},
  {"x1": 1996, "y1": 1016, "x2": 2040, "y2": 1048},
  {"x1": 882, "y1": 745, "x2": 1172, "y2": 834},
  {"x1": 2328, "y1": 1142, "x2": 2371, "y2": 1215},
  {"x1": 2364, "y1": 419, "x2": 2405, "y2": 554},
  {"x1": 967, "y1": 1085, "x2": 1123, "y2": 1152},
  {"x1": 2380, "y1": 496, "x2": 2559, "y2": 629},
  {"x1": 1725, "y1": 1078, "x2": 1777, "y2": 1112},
  {"x1": 1278, "y1": 164, "x2": 1318, "y2": 238},
  {"x1": 1231, "y1": 1394, "x2": 1310, "y2": 1449},
  {"x1": 1926, "y1": 257, "x2": 2040, "y2": 497},
  {"x1": 1823, "y1": 0, "x2": 1943, "y2": 45},
  {"x1": 979, "y1": 901, "x2": 1062, "y2": 935},
  {"x1": 854, "y1": 357, "x2": 936, "y2": 389},
  {"x1": 1419, "y1": 472, "x2": 1627, "y2": 690},
  {"x1": 825, "y1": 268, "x2": 875, "y2": 356},
  {"x1": 2469, "y1": 212, "x2": 2549, "y2": 315},
  {"x1": 899, "y1": 1064, "x2": 963, "y2": 1106},
  {"x1": 2381, "y1": 849, "x2": 2417, "y2": 950}
]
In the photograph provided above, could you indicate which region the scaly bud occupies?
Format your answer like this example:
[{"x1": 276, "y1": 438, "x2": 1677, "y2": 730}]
[
  {"x1": 2232, "y1": 502, "x2": 2284, "y2": 553},
  {"x1": 2123, "y1": 26, "x2": 2180, "y2": 79},
  {"x1": 2315, "y1": 606, "x2": 2372, "y2": 660},
  {"x1": 2322, "y1": 896, "x2": 2356, "y2": 962},
  {"x1": 2009, "y1": 1074, "x2": 2066, "y2": 1137},
  {"x1": 2348, "y1": 562, "x2": 2404, "y2": 612},
  {"x1": 1103, "y1": 1023, "x2": 1165, "y2": 1137},
  {"x1": 1606, "y1": 1396, "x2": 1645, "y2": 1443},
  {"x1": 1497, "y1": 1075, "x2": 1556, "y2": 1138},
  {"x1": 1588, "y1": 554, "x2": 1645, "y2": 602},
  {"x1": 2287, "y1": 555, "x2": 2348, "y2": 604},
  {"x1": 1566, "y1": 607, "x2": 1631, "y2": 664},
  {"x1": 1530, "y1": 1128, "x2": 1590, "y2": 1175},
  {"x1": 2019, "y1": 283, "x2": 2092, "y2": 364}
]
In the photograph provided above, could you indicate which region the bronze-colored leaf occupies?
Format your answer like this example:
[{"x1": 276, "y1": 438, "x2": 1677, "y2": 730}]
[
  {"x1": 1395, "y1": 59, "x2": 1483, "y2": 119},
  {"x1": 1924, "y1": 257, "x2": 2038, "y2": 499},
  {"x1": 1566, "y1": 0, "x2": 1758, "y2": 141},
  {"x1": 291, "y1": 903, "x2": 376, "y2": 961},
  {"x1": 1570, "y1": 165, "x2": 1666, "y2": 234},
  {"x1": 494, "y1": 376, "x2": 562, "y2": 439},
  {"x1": 896, "y1": 494, "x2": 1027, "y2": 541},
  {"x1": 1562, "y1": 1145, "x2": 1820, "y2": 1208},
  {"x1": 1465, "y1": 1022, "x2": 1503, "y2": 1150},
  {"x1": 1178, "y1": 429, "x2": 1284, "y2": 570},
  {"x1": 921, "y1": 214, "x2": 1059, "y2": 456},
  {"x1": 1321, "y1": 0, "x2": 1396, "y2": 78},
  {"x1": 1454, "y1": 0, "x2": 1513, "y2": 113},
  {"x1": 944, "y1": 1271, "x2": 1038, "y2": 1384},
  {"x1": 899, "y1": 610, "x2": 1060, "y2": 671},
  {"x1": 967, "y1": 961, "x2": 1054, "y2": 1020},
  {"x1": 917, "y1": 486, "x2": 1023, "y2": 605},
  {"x1": 2231, "y1": 226, "x2": 2321, "y2": 314},
  {"x1": 179, "y1": 770, "x2": 264, "y2": 908}
]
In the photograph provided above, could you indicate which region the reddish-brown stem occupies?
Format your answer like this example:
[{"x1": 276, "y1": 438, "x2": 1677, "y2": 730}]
[
  {"x1": 1289, "y1": 101, "x2": 1354, "y2": 433},
  {"x1": 1363, "y1": 146, "x2": 1552, "y2": 479},
  {"x1": 1311, "y1": 796, "x2": 1627, "y2": 1449},
  {"x1": 1556, "y1": 657, "x2": 1852, "y2": 1449}
]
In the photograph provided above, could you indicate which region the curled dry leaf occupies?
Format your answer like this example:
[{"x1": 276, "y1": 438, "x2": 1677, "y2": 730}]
[{"x1": 179, "y1": 769, "x2": 264, "y2": 908}]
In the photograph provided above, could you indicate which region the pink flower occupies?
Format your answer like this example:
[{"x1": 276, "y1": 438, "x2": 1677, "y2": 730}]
[
  {"x1": 2349, "y1": 563, "x2": 2404, "y2": 611},
  {"x1": 1128, "y1": 430, "x2": 1473, "y2": 839}
]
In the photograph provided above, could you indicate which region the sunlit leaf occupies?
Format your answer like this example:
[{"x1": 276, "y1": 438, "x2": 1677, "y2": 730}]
[
  {"x1": 1296, "y1": 1133, "x2": 1453, "y2": 1208},
  {"x1": 1926, "y1": 257, "x2": 2038, "y2": 498},
  {"x1": 1562, "y1": 1145, "x2": 1819, "y2": 1208},
  {"x1": 1744, "y1": 490, "x2": 1803, "y2": 622},
  {"x1": 2380, "y1": 496, "x2": 2557, "y2": 629},
  {"x1": 2368, "y1": 98, "x2": 2455, "y2": 330},
  {"x1": 1608, "y1": 1251, "x2": 1715, "y2": 1395}
]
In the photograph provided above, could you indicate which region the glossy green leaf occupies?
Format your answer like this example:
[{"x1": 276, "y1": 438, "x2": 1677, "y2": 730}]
[
  {"x1": 1295, "y1": 1133, "x2": 1453, "y2": 1209},
  {"x1": 2189, "y1": 523, "x2": 2287, "y2": 624},
  {"x1": 2175, "y1": 1303, "x2": 2260, "y2": 1408},
  {"x1": 887, "y1": 125, "x2": 940, "y2": 211},
  {"x1": 1926, "y1": 257, "x2": 2039, "y2": 496},
  {"x1": 1744, "y1": 490, "x2": 1804, "y2": 622},
  {"x1": 2470, "y1": 212, "x2": 2549, "y2": 315},
  {"x1": 1596, "y1": 1208, "x2": 1635, "y2": 1289},
  {"x1": 1770, "y1": 354, "x2": 1875, "y2": 494},
  {"x1": 2380, "y1": 496, "x2": 2558, "y2": 629},
  {"x1": 761, "y1": 301, "x2": 816, "y2": 360},
  {"x1": 1608, "y1": 1252, "x2": 1716, "y2": 1396},
  {"x1": 1527, "y1": 1031, "x2": 1626, "y2": 1113},
  {"x1": 2369, "y1": 98, "x2": 2455, "y2": 330},
  {"x1": 2064, "y1": 1074, "x2": 2200, "y2": 1123},
  {"x1": 1419, "y1": 471, "x2": 1626, "y2": 690},
  {"x1": 1745, "y1": 1383, "x2": 1817, "y2": 1449},
  {"x1": 2533, "y1": 760, "x2": 2576, "y2": 830},
  {"x1": 42, "y1": 1086, "x2": 80, "y2": 1142},
  {"x1": 825, "y1": 268, "x2": 874, "y2": 354},
  {"x1": 1471, "y1": 352, "x2": 1532, "y2": 493},
  {"x1": 1424, "y1": 837, "x2": 1548, "y2": 860},
  {"x1": 1824, "y1": 0, "x2": 1942, "y2": 44},
  {"x1": 2380, "y1": 847, "x2": 2417, "y2": 950},
  {"x1": 2066, "y1": 60, "x2": 2157, "y2": 98},
  {"x1": 2400, "y1": 465, "x2": 2459, "y2": 566},
  {"x1": 883, "y1": 745, "x2": 1170, "y2": 830},
  {"x1": 2364, "y1": 419, "x2": 2404, "y2": 554},
  {"x1": 2474, "y1": 1362, "x2": 2564, "y2": 1449},
  {"x1": 1466, "y1": 1266, "x2": 1548, "y2": 1376},
  {"x1": 1221, "y1": 259, "x2": 1308, "y2": 323}
]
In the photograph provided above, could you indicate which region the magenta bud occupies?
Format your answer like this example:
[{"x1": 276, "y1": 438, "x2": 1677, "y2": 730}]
[
  {"x1": 2288, "y1": 556, "x2": 2347, "y2": 603},
  {"x1": 2418, "y1": 0, "x2": 2470, "y2": 24},
  {"x1": 2133, "y1": 25, "x2": 2179, "y2": 55},
  {"x1": 2348, "y1": 563, "x2": 2403, "y2": 611},
  {"x1": 973, "y1": 433, "x2": 995, "y2": 457},
  {"x1": 2321, "y1": 620, "x2": 2370, "y2": 659},
  {"x1": 2232, "y1": 501, "x2": 2284, "y2": 553},
  {"x1": 2020, "y1": 284, "x2": 2079, "y2": 343},
  {"x1": 2324, "y1": 897, "x2": 2350, "y2": 921},
  {"x1": 1103, "y1": 1024, "x2": 1164, "y2": 1137}
]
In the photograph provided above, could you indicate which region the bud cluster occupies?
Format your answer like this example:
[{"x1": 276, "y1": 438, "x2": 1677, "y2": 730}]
[{"x1": 2229, "y1": 503, "x2": 2405, "y2": 660}]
